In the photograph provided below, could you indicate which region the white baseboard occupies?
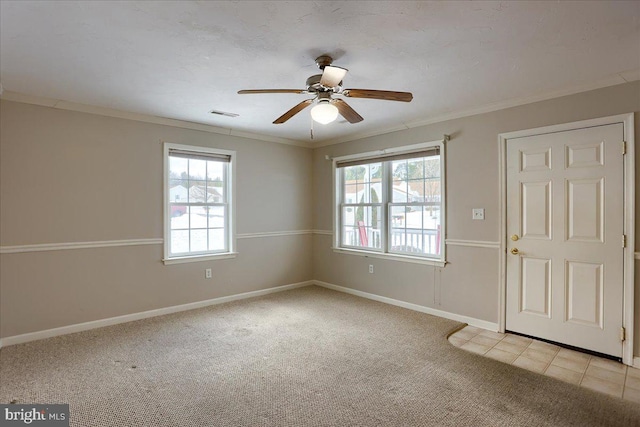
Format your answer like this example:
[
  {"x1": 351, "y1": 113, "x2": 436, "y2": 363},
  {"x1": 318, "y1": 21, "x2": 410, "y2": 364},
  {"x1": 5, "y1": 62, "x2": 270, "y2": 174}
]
[
  {"x1": 0, "y1": 280, "x2": 313, "y2": 348},
  {"x1": 313, "y1": 280, "x2": 499, "y2": 332},
  {"x1": 3, "y1": 278, "x2": 633, "y2": 362}
]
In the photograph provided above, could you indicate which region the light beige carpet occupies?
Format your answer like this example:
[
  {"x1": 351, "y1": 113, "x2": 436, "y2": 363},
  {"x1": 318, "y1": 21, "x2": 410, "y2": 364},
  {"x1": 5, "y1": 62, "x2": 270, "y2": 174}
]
[{"x1": 1, "y1": 285, "x2": 638, "y2": 426}]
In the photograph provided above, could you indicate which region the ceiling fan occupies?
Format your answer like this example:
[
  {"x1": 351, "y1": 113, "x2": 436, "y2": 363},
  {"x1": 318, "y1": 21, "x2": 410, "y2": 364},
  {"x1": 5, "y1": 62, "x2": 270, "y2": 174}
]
[{"x1": 238, "y1": 55, "x2": 413, "y2": 125}]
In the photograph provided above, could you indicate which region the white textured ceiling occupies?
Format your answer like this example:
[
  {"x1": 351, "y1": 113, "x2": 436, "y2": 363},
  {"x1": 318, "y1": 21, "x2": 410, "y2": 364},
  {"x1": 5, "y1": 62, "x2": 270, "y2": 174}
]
[{"x1": 1, "y1": 1, "x2": 639, "y2": 145}]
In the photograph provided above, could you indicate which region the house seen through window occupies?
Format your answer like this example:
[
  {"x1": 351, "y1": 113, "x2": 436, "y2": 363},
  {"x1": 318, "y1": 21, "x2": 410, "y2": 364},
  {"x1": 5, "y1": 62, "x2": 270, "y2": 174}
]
[
  {"x1": 164, "y1": 143, "x2": 235, "y2": 262},
  {"x1": 335, "y1": 141, "x2": 445, "y2": 263}
]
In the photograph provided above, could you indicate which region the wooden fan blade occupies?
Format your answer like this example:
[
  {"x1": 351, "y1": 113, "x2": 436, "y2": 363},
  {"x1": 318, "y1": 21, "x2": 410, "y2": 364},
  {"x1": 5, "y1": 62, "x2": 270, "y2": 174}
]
[
  {"x1": 273, "y1": 99, "x2": 314, "y2": 124},
  {"x1": 320, "y1": 66, "x2": 348, "y2": 88},
  {"x1": 343, "y1": 89, "x2": 413, "y2": 102},
  {"x1": 238, "y1": 89, "x2": 306, "y2": 95},
  {"x1": 332, "y1": 99, "x2": 363, "y2": 123}
]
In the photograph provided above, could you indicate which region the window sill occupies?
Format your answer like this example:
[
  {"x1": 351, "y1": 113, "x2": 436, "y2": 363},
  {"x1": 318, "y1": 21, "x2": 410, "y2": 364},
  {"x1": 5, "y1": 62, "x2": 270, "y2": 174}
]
[
  {"x1": 163, "y1": 252, "x2": 238, "y2": 265},
  {"x1": 332, "y1": 247, "x2": 446, "y2": 267}
]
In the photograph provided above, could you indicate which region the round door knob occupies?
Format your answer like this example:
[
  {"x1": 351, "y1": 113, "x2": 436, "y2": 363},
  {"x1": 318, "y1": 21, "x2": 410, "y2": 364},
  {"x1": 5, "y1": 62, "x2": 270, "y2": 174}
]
[{"x1": 510, "y1": 248, "x2": 520, "y2": 255}]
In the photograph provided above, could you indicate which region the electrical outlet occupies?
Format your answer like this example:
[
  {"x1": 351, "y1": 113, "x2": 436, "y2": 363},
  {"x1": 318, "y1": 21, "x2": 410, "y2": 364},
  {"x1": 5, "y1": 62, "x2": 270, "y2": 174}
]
[
  {"x1": 369, "y1": 264, "x2": 374, "y2": 274},
  {"x1": 205, "y1": 268, "x2": 212, "y2": 279},
  {"x1": 472, "y1": 208, "x2": 485, "y2": 220}
]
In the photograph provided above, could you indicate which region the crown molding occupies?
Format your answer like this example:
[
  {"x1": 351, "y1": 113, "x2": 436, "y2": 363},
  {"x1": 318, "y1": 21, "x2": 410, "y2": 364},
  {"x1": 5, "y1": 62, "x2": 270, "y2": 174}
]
[
  {"x1": 3, "y1": 68, "x2": 637, "y2": 150},
  {"x1": 0, "y1": 91, "x2": 308, "y2": 148},
  {"x1": 310, "y1": 70, "x2": 639, "y2": 148}
]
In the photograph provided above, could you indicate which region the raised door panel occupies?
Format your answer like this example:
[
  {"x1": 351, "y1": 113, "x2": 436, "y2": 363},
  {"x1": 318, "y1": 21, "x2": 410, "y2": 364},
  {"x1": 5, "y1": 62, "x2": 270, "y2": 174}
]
[
  {"x1": 566, "y1": 178, "x2": 604, "y2": 243},
  {"x1": 521, "y1": 181, "x2": 552, "y2": 240},
  {"x1": 565, "y1": 141, "x2": 604, "y2": 169},
  {"x1": 520, "y1": 257, "x2": 551, "y2": 318},
  {"x1": 565, "y1": 260, "x2": 603, "y2": 328},
  {"x1": 521, "y1": 147, "x2": 552, "y2": 172}
]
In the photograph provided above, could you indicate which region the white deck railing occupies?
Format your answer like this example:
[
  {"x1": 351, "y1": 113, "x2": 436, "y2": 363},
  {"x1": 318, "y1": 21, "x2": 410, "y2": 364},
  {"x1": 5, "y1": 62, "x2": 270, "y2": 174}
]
[{"x1": 344, "y1": 227, "x2": 439, "y2": 255}]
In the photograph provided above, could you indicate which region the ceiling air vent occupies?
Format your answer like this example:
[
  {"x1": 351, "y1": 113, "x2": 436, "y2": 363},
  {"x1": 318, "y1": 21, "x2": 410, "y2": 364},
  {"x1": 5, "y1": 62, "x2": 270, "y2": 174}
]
[{"x1": 209, "y1": 109, "x2": 239, "y2": 118}]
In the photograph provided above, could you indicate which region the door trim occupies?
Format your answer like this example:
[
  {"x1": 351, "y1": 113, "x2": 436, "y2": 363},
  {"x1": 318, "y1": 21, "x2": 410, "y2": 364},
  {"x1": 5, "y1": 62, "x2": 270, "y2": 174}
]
[{"x1": 498, "y1": 113, "x2": 635, "y2": 365}]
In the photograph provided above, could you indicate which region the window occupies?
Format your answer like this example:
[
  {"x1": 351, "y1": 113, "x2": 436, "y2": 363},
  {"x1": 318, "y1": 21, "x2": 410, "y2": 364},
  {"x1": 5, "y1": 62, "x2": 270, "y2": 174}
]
[
  {"x1": 164, "y1": 143, "x2": 235, "y2": 264},
  {"x1": 334, "y1": 141, "x2": 445, "y2": 265}
]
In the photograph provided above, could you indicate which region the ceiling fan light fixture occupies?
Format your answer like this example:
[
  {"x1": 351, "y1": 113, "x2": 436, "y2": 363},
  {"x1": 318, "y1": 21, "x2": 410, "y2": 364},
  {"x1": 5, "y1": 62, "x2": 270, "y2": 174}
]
[{"x1": 310, "y1": 100, "x2": 338, "y2": 124}]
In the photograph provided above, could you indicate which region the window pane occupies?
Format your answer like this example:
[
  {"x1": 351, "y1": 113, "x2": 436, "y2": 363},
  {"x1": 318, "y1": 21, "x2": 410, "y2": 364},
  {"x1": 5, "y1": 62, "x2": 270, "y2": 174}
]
[
  {"x1": 369, "y1": 182, "x2": 381, "y2": 204},
  {"x1": 390, "y1": 204, "x2": 417, "y2": 253},
  {"x1": 169, "y1": 157, "x2": 188, "y2": 179},
  {"x1": 190, "y1": 229, "x2": 207, "y2": 252},
  {"x1": 425, "y1": 156, "x2": 441, "y2": 210},
  {"x1": 342, "y1": 206, "x2": 381, "y2": 249},
  {"x1": 369, "y1": 163, "x2": 382, "y2": 180},
  {"x1": 390, "y1": 205, "x2": 441, "y2": 256},
  {"x1": 207, "y1": 161, "x2": 224, "y2": 182},
  {"x1": 405, "y1": 205, "x2": 424, "y2": 229},
  {"x1": 425, "y1": 177, "x2": 440, "y2": 205},
  {"x1": 425, "y1": 156, "x2": 440, "y2": 178},
  {"x1": 341, "y1": 206, "x2": 356, "y2": 228},
  {"x1": 171, "y1": 230, "x2": 189, "y2": 254},
  {"x1": 360, "y1": 182, "x2": 370, "y2": 203},
  {"x1": 170, "y1": 205, "x2": 188, "y2": 225},
  {"x1": 390, "y1": 205, "x2": 406, "y2": 228},
  {"x1": 343, "y1": 165, "x2": 366, "y2": 206},
  {"x1": 189, "y1": 159, "x2": 206, "y2": 180},
  {"x1": 392, "y1": 179, "x2": 408, "y2": 203},
  {"x1": 169, "y1": 181, "x2": 188, "y2": 203},
  {"x1": 208, "y1": 228, "x2": 225, "y2": 251},
  {"x1": 188, "y1": 181, "x2": 207, "y2": 203},
  {"x1": 390, "y1": 208, "x2": 419, "y2": 253},
  {"x1": 407, "y1": 158, "x2": 424, "y2": 178},
  {"x1": 408, "y1": 179, "x2": 424, "y2": 203},
  {"x1": 189, "y1": 206, "x2": 208, "y2": 229},
  {"x1": 423, "y1": 229, "x2": 439, "y2": 255},
  {"x1": 208, "y1": 206, "x2": 225, "y2": 229},
  {"x1": 350, "y1": 165, "x2": 367, "y2": 182},
  {"x1": 208, "y1": 182, "x2": 225, "y2": 203},
  {"x1": 424, "y1": 209, "x2": 441, "y2": 256}
]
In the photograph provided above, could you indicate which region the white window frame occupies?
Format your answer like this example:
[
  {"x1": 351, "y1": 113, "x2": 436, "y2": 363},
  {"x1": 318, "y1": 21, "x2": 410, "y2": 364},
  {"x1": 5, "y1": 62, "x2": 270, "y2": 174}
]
[
  {"x1": 163, "y1": 142, "x2": 237, "y2": 265},
  {"x1": 333, "y1": 140, "x2": 446, "y2": 267}
]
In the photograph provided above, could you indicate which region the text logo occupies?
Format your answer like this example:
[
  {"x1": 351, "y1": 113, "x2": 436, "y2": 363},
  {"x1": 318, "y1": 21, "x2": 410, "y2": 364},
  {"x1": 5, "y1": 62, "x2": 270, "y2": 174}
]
[{"x1": 0, "y1": 405, "x2": 69, "y2": 426}]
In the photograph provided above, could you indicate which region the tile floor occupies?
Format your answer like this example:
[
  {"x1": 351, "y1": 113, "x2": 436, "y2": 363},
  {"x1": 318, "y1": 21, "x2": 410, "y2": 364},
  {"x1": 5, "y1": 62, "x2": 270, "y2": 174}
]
[{"x1": 449, "y1": 325, "x2": 640, "y2": 403}]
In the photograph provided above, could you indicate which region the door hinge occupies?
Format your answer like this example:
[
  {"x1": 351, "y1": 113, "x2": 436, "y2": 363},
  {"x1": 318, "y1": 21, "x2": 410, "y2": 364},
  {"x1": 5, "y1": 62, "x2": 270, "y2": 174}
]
[
  {"x1": 620, "y1": 327, "x2": 626, "y2": 342},
  {"x1": 622, "y1": 235, "x2": 627, "y2": 248},
  {"x1": 622, "y1": 140, "x2": 627, "y2": 155}
]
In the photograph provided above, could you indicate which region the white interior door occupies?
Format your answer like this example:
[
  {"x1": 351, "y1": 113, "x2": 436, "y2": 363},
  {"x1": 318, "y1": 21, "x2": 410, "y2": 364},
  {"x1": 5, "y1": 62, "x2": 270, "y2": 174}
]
[{"x1": 506, "y1": 123, "x2": 625, "y2": 357}]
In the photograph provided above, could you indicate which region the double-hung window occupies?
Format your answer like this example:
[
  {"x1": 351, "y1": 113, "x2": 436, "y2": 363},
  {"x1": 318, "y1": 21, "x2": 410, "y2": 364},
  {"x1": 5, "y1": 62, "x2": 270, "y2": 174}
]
[
  {"x1": 163, "y1": 143, "x2": 236, "y2": 264},
  {"x1": 334, "y1": 141, "x2": 445, "y2": 265}
]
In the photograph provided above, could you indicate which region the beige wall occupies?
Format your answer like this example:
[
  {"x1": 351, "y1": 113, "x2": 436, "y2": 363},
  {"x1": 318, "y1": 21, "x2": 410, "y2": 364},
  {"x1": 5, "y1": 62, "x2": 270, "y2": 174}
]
[
  {"x1": 2, "y1": 81, "x2": 639, "y2": 358},
  {"x1": 0, "y1": 100, "x2": 313, "y2": 337},
  {"x1": 312, "y1": 81, "x2": 640, "y2": 356}
]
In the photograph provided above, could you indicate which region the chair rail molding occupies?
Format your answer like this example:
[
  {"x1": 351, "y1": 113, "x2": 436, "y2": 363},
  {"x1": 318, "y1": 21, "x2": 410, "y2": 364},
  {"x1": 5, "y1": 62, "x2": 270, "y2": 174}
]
[
  {"x1": 445, "y1": 239, "x2": 500, "y2": 249},
  {"x1": 0, "y1": 238, "x2": 163, "y2": 254}
]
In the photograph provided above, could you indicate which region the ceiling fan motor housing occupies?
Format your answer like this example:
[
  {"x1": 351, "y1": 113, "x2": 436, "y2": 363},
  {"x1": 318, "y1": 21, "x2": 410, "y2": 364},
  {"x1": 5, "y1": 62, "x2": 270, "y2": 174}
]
[
  {"x1": 315, "y1": 55, "x2": 333, "y2": 69},
  {"x1": 306, "y1": 74, "x2": 322, "y2": 92},
  {"x1": 306, "y1": 74, "x2": 341, "y2": 93}
]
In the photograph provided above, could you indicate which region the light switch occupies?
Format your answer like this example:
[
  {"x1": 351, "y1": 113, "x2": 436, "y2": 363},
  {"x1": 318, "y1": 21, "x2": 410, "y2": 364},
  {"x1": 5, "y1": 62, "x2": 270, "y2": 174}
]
[{"x1": 472, "y1": 208, "x2": 485, "y2": 220}]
